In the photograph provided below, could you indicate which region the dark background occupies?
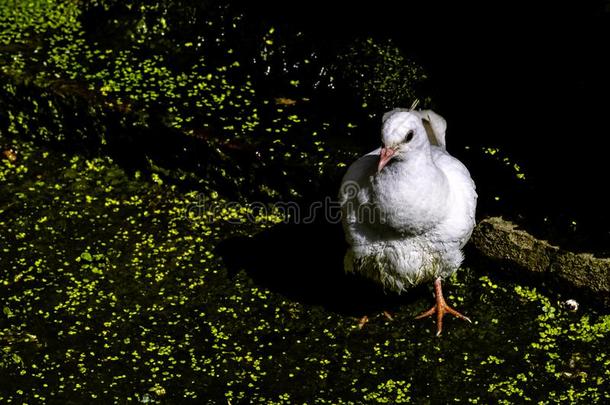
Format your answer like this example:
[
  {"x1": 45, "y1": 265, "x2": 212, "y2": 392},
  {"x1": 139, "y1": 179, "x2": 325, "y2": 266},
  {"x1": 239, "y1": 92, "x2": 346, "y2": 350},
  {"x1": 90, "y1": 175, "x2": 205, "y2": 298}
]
[{"x1": 239, "y1": 0, "x2": 610, "y2": 251}]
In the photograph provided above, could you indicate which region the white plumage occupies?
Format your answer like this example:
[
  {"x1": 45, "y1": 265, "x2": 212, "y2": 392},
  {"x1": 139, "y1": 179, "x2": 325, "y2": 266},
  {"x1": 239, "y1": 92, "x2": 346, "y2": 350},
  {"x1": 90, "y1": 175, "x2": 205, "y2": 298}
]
[{"x1": 339, "y1": 109, "x2": 477, "y2": 294}]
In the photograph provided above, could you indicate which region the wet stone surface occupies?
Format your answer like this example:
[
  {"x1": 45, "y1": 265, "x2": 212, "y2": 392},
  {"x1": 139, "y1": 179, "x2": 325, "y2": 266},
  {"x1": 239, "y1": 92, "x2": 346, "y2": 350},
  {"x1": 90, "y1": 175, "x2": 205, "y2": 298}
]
[{"x1": 1, "y1": 1, "x2": 609, "y2": 403}]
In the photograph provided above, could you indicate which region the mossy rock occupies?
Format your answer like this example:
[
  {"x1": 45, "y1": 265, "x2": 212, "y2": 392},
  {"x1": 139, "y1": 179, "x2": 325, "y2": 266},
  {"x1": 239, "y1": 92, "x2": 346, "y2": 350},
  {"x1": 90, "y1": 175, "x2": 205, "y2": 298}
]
[{"x1": 472, "y1": 216, "x2": 610, "y2": 307}]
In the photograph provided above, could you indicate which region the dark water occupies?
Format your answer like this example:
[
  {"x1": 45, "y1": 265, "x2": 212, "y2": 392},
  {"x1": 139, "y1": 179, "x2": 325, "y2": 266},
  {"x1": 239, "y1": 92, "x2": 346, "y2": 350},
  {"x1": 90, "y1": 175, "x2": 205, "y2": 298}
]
[
  {"x1": 1, "y1": 1, "x2": 609, "y2": 403},
  {"x1": 239, "y1": 0, "x2": 610, "y2": 252},
  {"x1": 1, "y1": 143, "x2": 609, "y2": 403}
]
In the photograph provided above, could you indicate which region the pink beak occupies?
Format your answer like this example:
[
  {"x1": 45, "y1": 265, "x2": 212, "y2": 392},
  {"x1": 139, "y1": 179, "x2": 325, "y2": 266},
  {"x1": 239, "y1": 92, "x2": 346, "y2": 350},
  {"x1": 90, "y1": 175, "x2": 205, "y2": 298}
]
[{"x1": 378, "y1": 147, "x2": 395, "y2": 172}]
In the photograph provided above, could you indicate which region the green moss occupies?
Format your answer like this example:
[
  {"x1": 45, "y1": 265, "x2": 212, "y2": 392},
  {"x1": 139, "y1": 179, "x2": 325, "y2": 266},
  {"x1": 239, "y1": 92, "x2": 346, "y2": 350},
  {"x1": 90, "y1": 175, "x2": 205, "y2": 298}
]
[
  {"x1": 1, "y1": 0, "x2": 355, "y2": 202},
  {"x1": 335, "y1": 38, "x2": 427, "y2": 111},
  {"x1": 363, "y1": 379, "x2": 412, "y2": 403},
  {"x1": 3, "y1": 192, "x2": 606, "y2": 403}
]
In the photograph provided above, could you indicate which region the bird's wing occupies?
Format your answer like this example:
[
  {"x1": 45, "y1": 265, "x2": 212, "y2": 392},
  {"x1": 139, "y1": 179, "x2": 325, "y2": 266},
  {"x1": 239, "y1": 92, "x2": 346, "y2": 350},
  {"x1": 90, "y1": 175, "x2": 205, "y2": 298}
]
[
  {"x1": 339, "y1": 149, "x2": 381, "y2": 246},
  {"x1": 339, "y1": 149, "x2": 379, "y2": 198},
  {"x1": 431, "y1": 147, "x2": 477, "y2": 247}
]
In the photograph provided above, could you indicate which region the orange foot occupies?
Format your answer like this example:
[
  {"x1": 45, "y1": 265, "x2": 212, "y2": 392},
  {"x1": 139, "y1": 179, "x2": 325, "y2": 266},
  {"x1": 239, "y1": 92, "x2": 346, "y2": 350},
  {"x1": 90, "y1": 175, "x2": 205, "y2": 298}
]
[
  {"x1": 415, "y1": 277, "x2": 472, "y2": 336},
  {"x1": 357, "y1": 311, "x2": 395, "y2": 329}
]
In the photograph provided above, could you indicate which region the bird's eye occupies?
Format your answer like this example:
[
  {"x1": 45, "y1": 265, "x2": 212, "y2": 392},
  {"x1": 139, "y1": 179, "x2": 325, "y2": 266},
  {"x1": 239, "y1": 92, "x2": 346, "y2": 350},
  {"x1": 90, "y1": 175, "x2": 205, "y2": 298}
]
[{"x1": 405, "y1": 131, "x2": 414, "y2": 142}]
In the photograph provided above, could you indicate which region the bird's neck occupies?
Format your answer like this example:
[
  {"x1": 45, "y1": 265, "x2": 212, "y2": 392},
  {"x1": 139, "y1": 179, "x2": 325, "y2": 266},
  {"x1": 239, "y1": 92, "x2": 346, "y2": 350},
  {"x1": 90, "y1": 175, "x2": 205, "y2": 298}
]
[
  {"x1": 372, "y1": 146, "x2": 449, "y2": 234},
  {"x1": 375, "y1": 147, "x2": 442, "y2": 193},
  {"x1": 393, "y1": 147, "x2": 434, "y2": 175}
]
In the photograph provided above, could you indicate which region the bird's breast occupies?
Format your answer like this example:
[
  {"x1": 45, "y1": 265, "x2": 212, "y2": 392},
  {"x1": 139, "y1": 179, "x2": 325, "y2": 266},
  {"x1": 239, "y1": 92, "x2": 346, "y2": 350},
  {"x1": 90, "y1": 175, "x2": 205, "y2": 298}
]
[{"x1": 372, "y1": 163, "x2": 449, "y2": 234}]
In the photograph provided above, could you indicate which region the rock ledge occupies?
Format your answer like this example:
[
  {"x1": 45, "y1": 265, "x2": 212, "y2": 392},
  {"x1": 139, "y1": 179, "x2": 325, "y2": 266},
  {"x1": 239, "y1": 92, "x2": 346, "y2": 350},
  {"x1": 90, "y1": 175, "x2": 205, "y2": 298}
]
[{"x1": 472, "y1": 216, "x2": 610, "y2": 306}]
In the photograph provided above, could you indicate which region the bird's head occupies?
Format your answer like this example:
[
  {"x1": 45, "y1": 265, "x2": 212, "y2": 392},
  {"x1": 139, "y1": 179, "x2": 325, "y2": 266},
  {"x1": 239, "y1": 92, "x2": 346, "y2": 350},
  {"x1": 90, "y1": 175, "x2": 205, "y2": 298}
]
[{"x1": 378, "y1": 110, "x2": 428, "y2": 172}]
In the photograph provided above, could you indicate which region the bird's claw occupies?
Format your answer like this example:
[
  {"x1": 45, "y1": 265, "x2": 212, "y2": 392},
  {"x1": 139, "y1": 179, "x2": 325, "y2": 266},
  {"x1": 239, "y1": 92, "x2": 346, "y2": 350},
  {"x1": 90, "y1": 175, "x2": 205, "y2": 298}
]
[{"x1": 415, "y1": 277, "x2": 471, "y2": 336}]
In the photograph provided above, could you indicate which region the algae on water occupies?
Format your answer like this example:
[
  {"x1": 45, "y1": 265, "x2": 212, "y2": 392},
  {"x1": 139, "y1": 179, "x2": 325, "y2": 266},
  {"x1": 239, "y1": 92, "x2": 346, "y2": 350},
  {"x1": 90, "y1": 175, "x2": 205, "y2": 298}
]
[
  {"x1": 1, "y1": 141, "x2": 609, "y2": 403},
  {"x1": 1, "y1": 0, "x2": 608, "y2": 403}
]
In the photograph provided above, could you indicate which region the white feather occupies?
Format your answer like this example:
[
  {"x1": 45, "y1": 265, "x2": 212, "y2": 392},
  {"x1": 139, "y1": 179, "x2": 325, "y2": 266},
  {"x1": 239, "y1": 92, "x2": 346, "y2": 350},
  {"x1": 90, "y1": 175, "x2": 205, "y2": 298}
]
[{"x1": 339, "y1": 109, "x2": 477, "y2": 293}]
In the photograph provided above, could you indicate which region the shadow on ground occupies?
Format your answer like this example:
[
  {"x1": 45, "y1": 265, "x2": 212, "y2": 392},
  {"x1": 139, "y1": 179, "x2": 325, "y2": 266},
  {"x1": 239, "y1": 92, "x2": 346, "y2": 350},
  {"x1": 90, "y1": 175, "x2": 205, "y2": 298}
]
[{"x1": 217, "y1": 220, "x2": 429, "y2": 316}]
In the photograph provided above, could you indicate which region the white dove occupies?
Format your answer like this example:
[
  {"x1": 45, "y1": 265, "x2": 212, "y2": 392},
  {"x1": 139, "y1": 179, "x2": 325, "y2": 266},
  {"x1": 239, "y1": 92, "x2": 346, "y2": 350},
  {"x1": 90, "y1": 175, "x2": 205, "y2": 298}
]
[{"x1": 339, "y1": 108, "x2": 477, "y2": 335}]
